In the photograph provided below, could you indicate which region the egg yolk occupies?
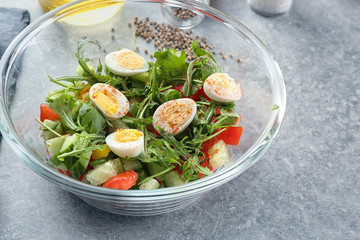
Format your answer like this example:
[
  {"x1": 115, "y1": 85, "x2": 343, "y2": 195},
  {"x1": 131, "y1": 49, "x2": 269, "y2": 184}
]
[
  {"x1": 92, "y1": 90, "x2": 119, "y2": 116},
  {"x1": 114, "y1": 129, "x2": 142, "y2": 143},
  {"x1": 163, "y1": 102, "x2": 192, "y2": 130},
  {"x1": 118, "y1": 52, "x2": 145, "y2": 69}
]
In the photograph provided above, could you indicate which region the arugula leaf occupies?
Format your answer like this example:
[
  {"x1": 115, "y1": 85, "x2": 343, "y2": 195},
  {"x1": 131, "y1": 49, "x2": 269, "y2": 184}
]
[
  {"x1": 156, "y1": 127, "x2": 190, "y2": 158},
  {"x1": 78, "y1": 102, "x2": 106, "y2": 134},
  {"x1": 192, "y1": 40, "x2": 216, "y2": 61},
  {"x1": 182, "y1": 156, "x2": 212, "y2": 181},
  {"x1": 216, "y1": 101, "x2": 235, "y2": 112},
  {"x1": 121, "y1": 116, "x2": 153, "y2": 126},
  {"x1": 149, "y1": 65, "x2": 159, "y2": 101},
  {"x1": 49, "y1": 94, "x2": 79, "y2": 131},
  {"x1": 182, "y1": 41, "x2": 223, "y2": 97},
  {"x1": 271, "y1": 104, "x2": 280, "y2": 110},
  {"x1": 154, "y1": 49, "x2": 188, "y2": 76},
  {"x1": 183, "y1": 55, "x2": 222, "y2": 96},
  {"x1": 158, "y1": 89, "x2": 182, "y2": 103}
]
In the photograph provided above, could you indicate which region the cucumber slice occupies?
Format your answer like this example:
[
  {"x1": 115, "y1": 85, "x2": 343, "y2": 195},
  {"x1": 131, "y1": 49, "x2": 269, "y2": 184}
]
[
  {"x1": 164, "y1": 171, "x2": 186, "y2": 187},
  {"x1": 59, "y1": 134, "x2": 78, "y2": 153},
  {"x1": 68, "y1": 151, "x2": 92, "y2": 179},
  {"x1": 117, "y1": 158, "x2": 125, "y2": 173},
  {"x1": 139, "y1": 178, "x2": 160, "y2": 190},
  {"x1": 85, "y1": 158, "x2": 121, "y2": 186},
  {"x1": 147, "y1": 162, "x2": 166, "y2": 180},
  {"x1": 42, "y1": 130, "x2": 58, "y2": 140},
  {"x1": 40, "y1": 119, "x2": 58, "y2": 130},
  {"x1": 147, "y1": 162, "x2": 162, "y2": 175},
  {"x1": 121, "y1": 158, "x2": 142, "y2": 171},
  {"x1": 53, "y1": 120, "x2": 64, "y2": 134},
  {"x1": 46, "y1": 135, "x2": 67, "y2": 155}
]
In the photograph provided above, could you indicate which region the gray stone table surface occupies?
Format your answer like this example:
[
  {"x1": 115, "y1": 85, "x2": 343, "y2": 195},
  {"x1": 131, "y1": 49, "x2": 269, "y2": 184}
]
[{"x1": 0, "y1": 0, "x2": 359, "y2": 239}]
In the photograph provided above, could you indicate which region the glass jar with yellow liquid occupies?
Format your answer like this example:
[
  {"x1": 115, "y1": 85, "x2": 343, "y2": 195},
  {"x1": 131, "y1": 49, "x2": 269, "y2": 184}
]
[{"x1": 38, "y1": 0, "x2": 123, "y2": 25}]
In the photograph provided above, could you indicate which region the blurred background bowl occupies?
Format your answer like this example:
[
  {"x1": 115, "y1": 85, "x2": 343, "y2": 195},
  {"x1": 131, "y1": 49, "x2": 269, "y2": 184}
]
[{"x1": 0, "y1": 0, "x2": 286, "y2": 216}]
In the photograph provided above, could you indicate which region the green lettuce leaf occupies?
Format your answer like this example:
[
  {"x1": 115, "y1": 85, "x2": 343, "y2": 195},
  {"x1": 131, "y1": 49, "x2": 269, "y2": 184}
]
[
  {"x1": 154, "y1": 49, "x2": 188, "y2": 76},
  {"x1": 78, "y1": 102, "x2": 106, "y2": 134}
]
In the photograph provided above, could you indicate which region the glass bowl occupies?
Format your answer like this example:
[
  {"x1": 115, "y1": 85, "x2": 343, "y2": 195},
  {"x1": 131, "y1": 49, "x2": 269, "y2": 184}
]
[{"x1": 0, "y1": 0, "x2": 286, "y2": 216}]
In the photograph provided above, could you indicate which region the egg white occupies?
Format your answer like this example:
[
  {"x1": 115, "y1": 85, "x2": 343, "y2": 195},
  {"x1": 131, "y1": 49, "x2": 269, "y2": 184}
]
[
  {"x1": 203, "y1": 73, "x2": 242, "y2": 103},
  {"x1": 89, "y1": 83, "x2": 129, "y2": 120},
  {"x1": 153, "y1": 98, "x2": 197, "y2": 135},
  {"x1": 105, "y1": 48, "x2": 148, "y2": 76},
  {"x1": 105, "y1": 129, "x2": 144, "y2": 158}
]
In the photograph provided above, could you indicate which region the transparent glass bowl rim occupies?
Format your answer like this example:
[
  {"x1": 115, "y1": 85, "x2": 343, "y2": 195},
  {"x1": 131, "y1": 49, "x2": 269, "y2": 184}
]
[{"x1": 0, "y1": 0, "x2": 286, "y2": 200}]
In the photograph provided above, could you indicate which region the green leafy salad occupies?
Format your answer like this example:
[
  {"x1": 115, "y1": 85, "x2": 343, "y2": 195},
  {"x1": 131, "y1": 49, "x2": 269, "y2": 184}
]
[{"x1": 38, "y1": 37, "x2": 243, "y2": 190}]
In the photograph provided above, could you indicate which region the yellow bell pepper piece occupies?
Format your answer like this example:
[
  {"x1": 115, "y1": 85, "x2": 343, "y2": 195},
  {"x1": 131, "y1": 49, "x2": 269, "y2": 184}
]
[{"x1": 92, "y1": 144, "x2": 111, "y2": 160}]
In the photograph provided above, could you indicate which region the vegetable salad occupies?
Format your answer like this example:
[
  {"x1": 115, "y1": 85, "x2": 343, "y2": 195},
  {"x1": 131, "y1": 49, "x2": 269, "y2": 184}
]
[{"x1": 38, "y1": 37, "x2": 243, "y2": 190}]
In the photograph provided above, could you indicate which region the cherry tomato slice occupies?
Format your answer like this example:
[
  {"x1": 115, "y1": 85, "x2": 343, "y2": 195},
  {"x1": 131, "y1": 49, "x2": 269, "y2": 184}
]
[
  {"x1": 40, "y1": 103, "x2": 60, "y2": 122},
  {"x1": 218, "y1": 126, "x2": 243, "y2": 146},
  {"x1": 103, "y1": 171, "x2": 138, "y2": 190}
]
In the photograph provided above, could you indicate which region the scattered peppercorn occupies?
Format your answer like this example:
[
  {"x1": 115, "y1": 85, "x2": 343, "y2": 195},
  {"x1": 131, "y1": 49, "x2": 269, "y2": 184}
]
[
  {"x1": 131, "y1": 17, "x2": 242, "y2": 63},
  {"x1": 133, "y1": 17, "x2": 215, "y2": 61}
]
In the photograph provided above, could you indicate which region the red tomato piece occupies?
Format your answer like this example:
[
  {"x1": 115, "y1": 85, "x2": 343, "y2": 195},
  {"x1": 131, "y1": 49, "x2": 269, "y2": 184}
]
[
  {"x1": 78, "y1": 172, "x2": 85, "y2": 181},
  {"x1": 218, "y1": 126, "x2": 243, "y2": 146},
  {"x1": 189, "y1": 87, "x2": 202, "y2": 101},
  {"x1": 172, "y1": 85, "x2": 211, "y2": 102},
  {"x1": 147, "y1": 125, "x2": 161, "y2": 136},
  {"x1": 172, "y1": 84, "x2": 186, "y2": 98},
  {"x1": 210, "y1": 113, "x2": 241, "y2": 145},
  {"x1": 40, "y1": 103, "x2": 60, "y2": 122},
  {"x1": 216, "y1": 107, "x2": 221, "y2": 115},
  {"x1": 234, "y1": 117, "x2": 240, "y2": 125},
  {"x1": 173, "y1": 164, "x2": 183, "y2": 175},
  {"x1": 198, "y1": 155, "x2": 214, "y2": 178},
  {"x1": 103, "y1": 171, "x2": 138, "y2": 190},
  {"x1": 58, "y1": 169, "x2": 71, "y2": 177},
  {"x1": 201, "y1": 136, "x2": 219, "y2": 160}
]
